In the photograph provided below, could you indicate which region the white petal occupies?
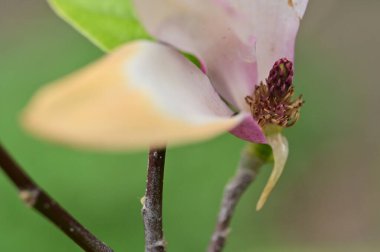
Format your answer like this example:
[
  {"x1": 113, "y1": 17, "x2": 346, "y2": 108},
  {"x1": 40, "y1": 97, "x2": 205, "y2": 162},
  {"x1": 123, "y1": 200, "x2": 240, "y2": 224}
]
[
  {"x1": 22, "y1": 41, "x2": 242, "y2": 151},
  {"x1": 256, "y1": 133, "x2": 289, "y2": 210},
  {"x1": 133, "y1": 0, "x2": 258, "y2": 109},
  {"x1": 224, "y1": 0, "x2": 309, "y2": 81}
]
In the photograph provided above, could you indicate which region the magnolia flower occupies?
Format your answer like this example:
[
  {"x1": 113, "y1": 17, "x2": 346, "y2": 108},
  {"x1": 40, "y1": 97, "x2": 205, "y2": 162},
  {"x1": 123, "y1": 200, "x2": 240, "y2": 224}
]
[{"x1": 22, "y1": 0, "x2": 308, "y2": 210}]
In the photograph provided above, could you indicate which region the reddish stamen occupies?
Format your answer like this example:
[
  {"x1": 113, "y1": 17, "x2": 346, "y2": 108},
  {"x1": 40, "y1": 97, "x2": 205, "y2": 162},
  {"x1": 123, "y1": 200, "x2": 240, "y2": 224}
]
[{"x1": 246, "y1": 58, "x2": 304, "y2": 128}]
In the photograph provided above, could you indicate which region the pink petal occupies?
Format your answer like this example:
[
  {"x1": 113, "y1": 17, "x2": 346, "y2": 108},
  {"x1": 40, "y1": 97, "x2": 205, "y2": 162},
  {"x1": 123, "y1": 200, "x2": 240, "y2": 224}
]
[
  {"x1": 133, "y1": 0, "x2": 258, "y2": 110},
  {"x1": 221, "y1": 0, "x2": 309, "y2": 81},
  {"x1": 229, "y1": 113, "x2": 266, "y2": 144}
]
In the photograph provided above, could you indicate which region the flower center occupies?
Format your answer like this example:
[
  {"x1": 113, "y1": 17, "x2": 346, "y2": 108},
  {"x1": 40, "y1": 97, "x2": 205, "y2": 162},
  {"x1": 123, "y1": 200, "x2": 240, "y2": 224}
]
[{"x1": 245, "y1": 58, "x2": 304, "y2": 128}]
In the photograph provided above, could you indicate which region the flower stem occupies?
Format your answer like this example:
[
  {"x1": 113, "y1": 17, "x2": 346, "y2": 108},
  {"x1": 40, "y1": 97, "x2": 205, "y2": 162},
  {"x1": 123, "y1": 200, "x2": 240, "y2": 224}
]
[
  {"x1": 142, "y1": 148, "x2": 167, "y2": 252},
  {"x1": 0, "y1": 143, "x2": 113, "y2": 252},
  {"x1": 208, "y1": 146, "x2": 264, "y2": 252}
]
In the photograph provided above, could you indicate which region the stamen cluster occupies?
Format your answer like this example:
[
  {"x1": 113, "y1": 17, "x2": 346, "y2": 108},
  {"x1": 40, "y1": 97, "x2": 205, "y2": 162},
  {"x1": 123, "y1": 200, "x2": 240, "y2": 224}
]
[{"x1": 246, "y1": 58, "x2": 304, "y2": 128}]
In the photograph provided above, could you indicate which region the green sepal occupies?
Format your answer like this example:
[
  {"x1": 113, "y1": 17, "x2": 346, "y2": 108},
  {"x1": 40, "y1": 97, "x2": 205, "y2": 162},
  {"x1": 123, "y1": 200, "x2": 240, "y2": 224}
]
[
  {"x1": 249, "y1": 143, "x2": 274, "y2": 163},
  {"x1": 183, "y1": 52, "x2": 203, "y2": 70}
]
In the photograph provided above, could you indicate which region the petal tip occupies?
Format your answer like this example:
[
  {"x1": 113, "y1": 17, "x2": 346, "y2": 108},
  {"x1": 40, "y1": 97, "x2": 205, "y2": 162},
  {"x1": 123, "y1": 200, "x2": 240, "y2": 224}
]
[{"x1": 230, "y1": 114, "x2": 267, "y2": 144}]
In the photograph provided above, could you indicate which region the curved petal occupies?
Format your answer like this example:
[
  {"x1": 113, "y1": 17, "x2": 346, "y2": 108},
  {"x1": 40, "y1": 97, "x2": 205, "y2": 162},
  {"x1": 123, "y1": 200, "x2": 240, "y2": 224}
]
[
  {"x1": 133, "y1": 0, "x2": 258, "y2": 110},
  {"x1": 22, "y1": 41, "x2": 243, "y2": 151},
  {"x1": 229, "y1": 113, "x2": 266, "y2": 144},
  {"x1": 256, "y1": 133, "x2": 289, "y2": 210},
  {"x1": 223, "y1": 0, "x2": 309, "y2": 81}
]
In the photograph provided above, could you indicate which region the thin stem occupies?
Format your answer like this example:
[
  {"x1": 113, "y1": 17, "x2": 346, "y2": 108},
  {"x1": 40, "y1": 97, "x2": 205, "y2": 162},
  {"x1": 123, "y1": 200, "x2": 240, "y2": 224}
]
[
  {"x1": 142, "y1": 148, "x2": 167, "y2": 252},
  {"x1": 0, "y1": 143, "x2": 113, "y2": 252},
  {"x1": 208, "y1": 147, "x2": 264, "y2": 252}
]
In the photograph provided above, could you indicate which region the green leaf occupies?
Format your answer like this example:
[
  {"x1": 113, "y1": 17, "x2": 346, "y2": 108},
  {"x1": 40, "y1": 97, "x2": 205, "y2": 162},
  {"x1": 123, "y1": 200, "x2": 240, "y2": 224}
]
[{"x1": 48, "y1": 0, "x2": 150, "y2": 51}]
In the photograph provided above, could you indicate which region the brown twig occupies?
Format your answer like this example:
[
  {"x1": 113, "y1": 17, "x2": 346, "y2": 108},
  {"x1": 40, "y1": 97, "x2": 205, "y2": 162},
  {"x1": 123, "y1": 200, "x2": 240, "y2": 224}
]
[
  {"x1": 0, "y1": 143, "x2": 113, "y2": 252},
  {"x1": 142, "y1": 148, "x2": 167, "y2": 252},
  {"x1": 208, "y1": 147, "x2": 264, "y2": 252}
]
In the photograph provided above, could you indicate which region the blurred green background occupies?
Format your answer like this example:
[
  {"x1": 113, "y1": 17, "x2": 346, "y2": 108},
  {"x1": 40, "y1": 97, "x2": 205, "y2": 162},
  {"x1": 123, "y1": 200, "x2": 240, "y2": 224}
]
[{"x1": 1, "y1": 0, "x2": 379, "y2": 251}]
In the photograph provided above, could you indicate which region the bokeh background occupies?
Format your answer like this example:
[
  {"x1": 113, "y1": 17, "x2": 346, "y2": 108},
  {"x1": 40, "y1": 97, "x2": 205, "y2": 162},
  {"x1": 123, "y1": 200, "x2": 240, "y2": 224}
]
[{"x1": 1, "y1": 0, "x2": 379, "y2": 251}]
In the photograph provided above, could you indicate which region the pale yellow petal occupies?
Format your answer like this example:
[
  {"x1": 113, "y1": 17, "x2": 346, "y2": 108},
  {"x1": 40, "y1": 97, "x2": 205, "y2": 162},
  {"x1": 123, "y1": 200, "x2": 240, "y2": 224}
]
[
  {"x1": 22, "y1": 40, "x2": 242, "y2": 151},
  {"x1": 256, "y1": 133, "x2": 289, "y2": 210}
]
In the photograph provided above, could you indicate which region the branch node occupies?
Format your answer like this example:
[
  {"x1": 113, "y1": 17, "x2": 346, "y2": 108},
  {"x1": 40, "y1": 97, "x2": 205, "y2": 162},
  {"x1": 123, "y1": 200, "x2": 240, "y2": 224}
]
[
  {"x1": 141, "y1": 196, "x2": 146, "y2": 206},
  {"x1": 0, "y1": 143, "x2": 114, "y2": 252},
  {"x1": 19, "y1": 188, "x2": 40, "y2": 207},
  {"x1": 148, "y1": 239, "x2": 167, "y2": 249}
]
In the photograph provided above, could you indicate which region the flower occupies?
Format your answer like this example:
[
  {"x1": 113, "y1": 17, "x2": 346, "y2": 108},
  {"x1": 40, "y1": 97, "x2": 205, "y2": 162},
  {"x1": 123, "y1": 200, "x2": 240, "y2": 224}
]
[{"x1": 22, "y1": 0, "x2": 308, "y2": 209}]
